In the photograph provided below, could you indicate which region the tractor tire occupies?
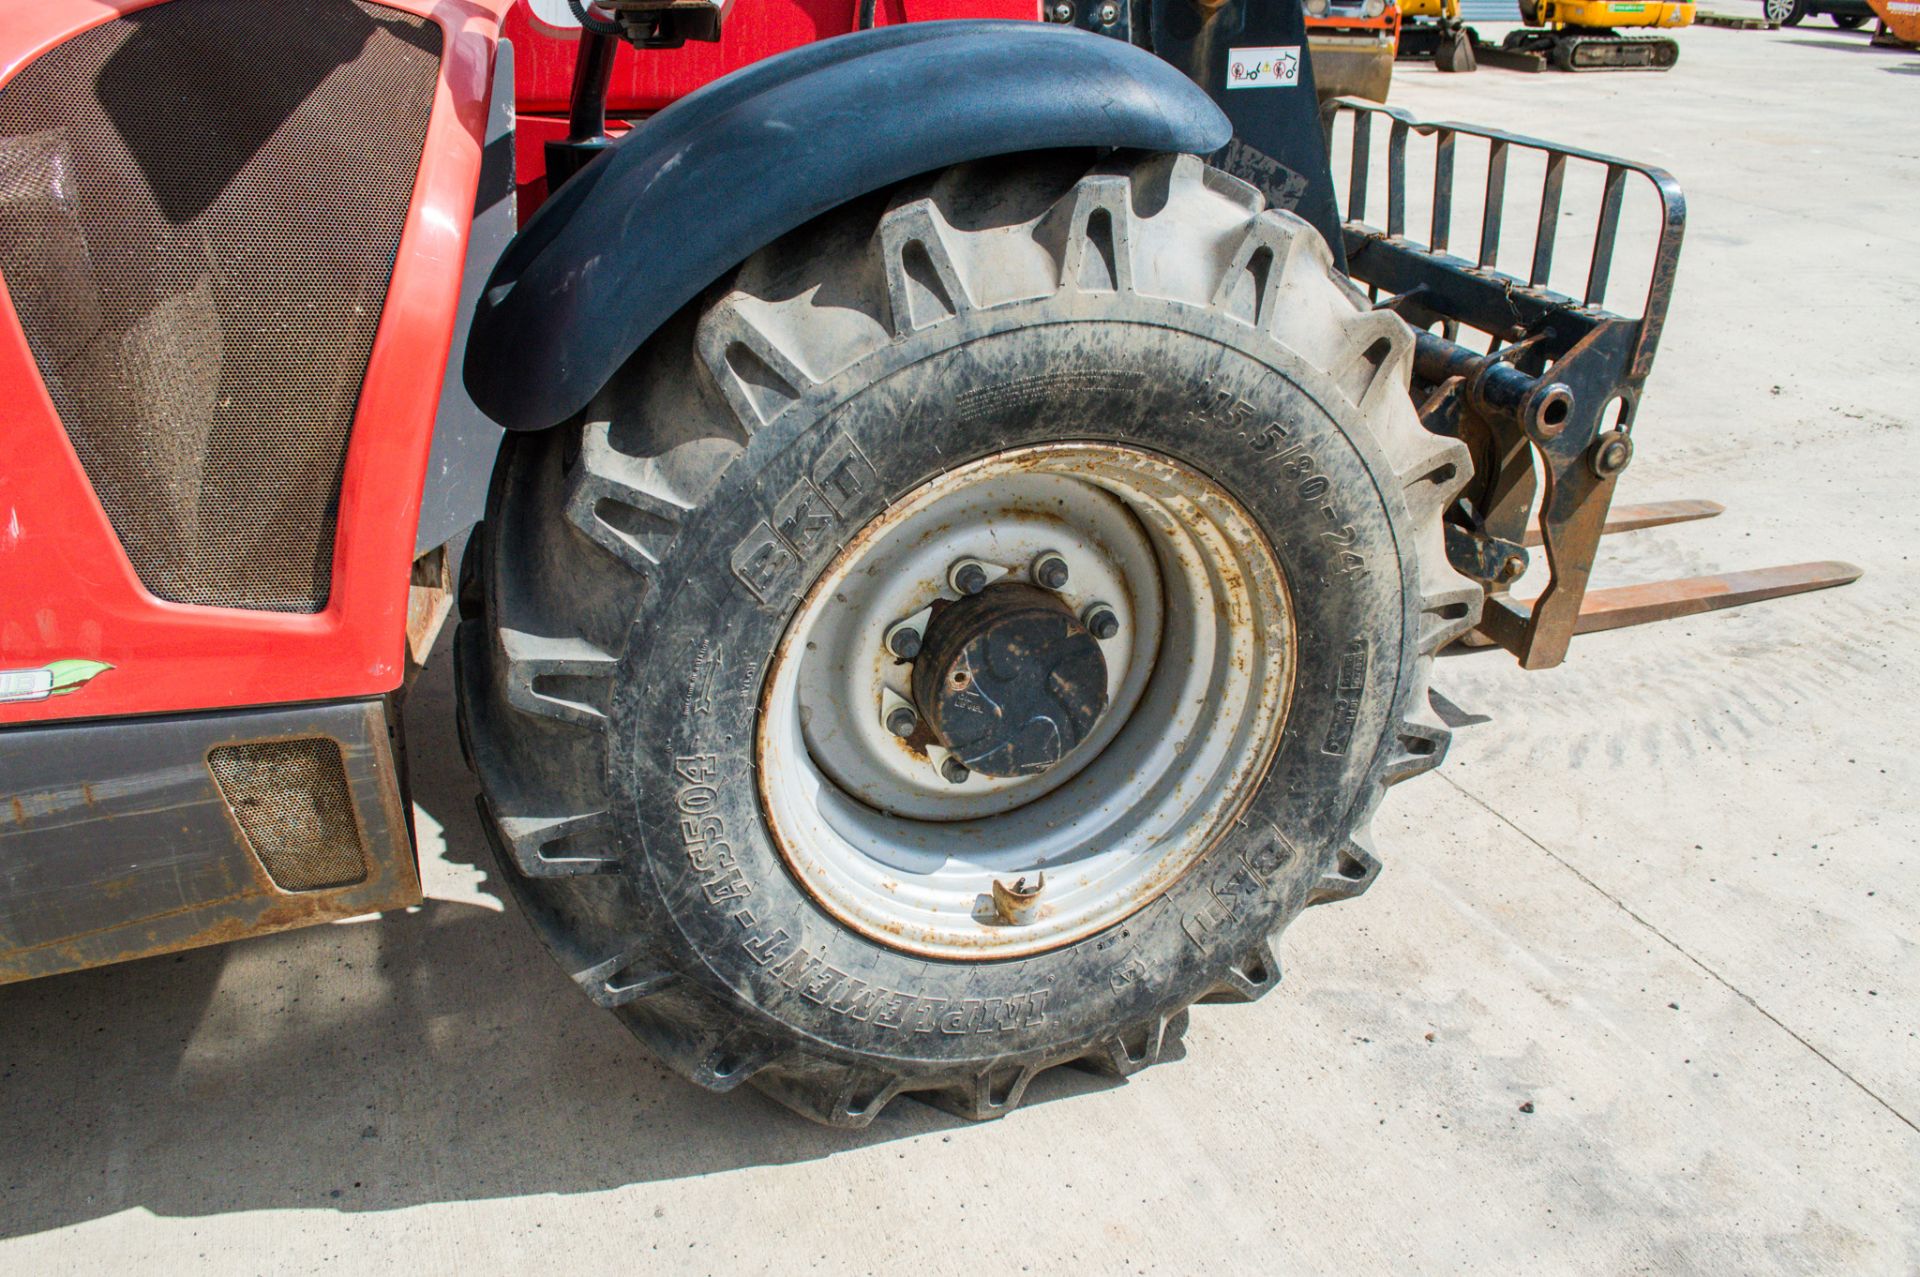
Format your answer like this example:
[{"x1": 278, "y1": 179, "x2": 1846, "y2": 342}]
[
  {"x1": 1517, "y1": 0, "x2": 1542, "y2": 24},
  {"x1": 456, "y1": 151, "x2": 1478, "y2": 1126}
]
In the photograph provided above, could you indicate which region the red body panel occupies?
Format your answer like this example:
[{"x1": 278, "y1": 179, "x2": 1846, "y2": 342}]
[
  {"x1": 506, "y1": 1, "x2": 1039, "y2": 218},
  {"x1": 0, "y1": 0, "x2": 515, "y2": 725},
  {"x1": 0, "y1": 0, "x2": 1033, "y2": 727},
  {"x1": 506, "y1": 0, "x2": 1039, "y2": 114}
]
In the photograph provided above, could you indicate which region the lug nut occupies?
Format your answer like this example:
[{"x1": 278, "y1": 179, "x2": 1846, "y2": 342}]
[
  {"x1": 1048, "y1": 1, "x2": 1073, "y2": 19},
  {"x1": 1032, "y1": 552, "x2": 1070, "y2": 591},
  {"x1": 940, "y1": 756, "x2": 971, "y2": 784},
  {"x1": 887, "y1": 625, "x2": 922, "y2": 659},
  {"x1": 1083, "y1": 604, "x2": 1119, "y2": 641},
  {"x1": 951, "y1": 560, "x2": 988, "y2": 596},
  {"x1": 886, "y1": 706, "x2": 918, "y2": 738},
  {"x1": 1096, "y1": 1, "x2": 1118, "y2": 22}
]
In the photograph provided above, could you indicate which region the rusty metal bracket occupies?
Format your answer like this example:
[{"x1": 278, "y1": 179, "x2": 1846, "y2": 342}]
[{"x1": 1323, "y1": 98, "x2": 1856, "y2": 666}]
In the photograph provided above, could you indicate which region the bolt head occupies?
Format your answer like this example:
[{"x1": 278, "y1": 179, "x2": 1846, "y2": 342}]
[
  {"x1": 1590, "y1": 430, "x2": 1634, "y2": 478},
  {"x1": 886, "y1": 706, "x2": 918, "y2": 738},
  {"x1": 1049, "y1": 1, "x2": 1073, "y2": 19},
  {"x1": 1033, "y1": 553, "x2": 1070, "y2": 591},
  {"x1": 953, "y1": 562, "x2": 988, "y2": 596},
  {"x1": 1500, "y1": 554, "x2": 1527, "y2": 582},
  {"x1": 887, "y1": 626, "x2": 922, "y2": 659},
  {"x1": 1083, "y1": 604, "x2": 1119, "y2": 641},
  {"x1": 1096, "y1": 1, "x2": 1118, "y2": 22},
  {"x1": 940, "y1": 756, "x2": 971, "y2": 784}
]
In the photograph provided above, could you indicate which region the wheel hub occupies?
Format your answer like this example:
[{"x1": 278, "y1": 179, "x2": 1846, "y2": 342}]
[
  {"x1": 911, "y1": 583, "x2": 1109, "y2": 779},
  {"x1": 757, "y1": 443, "x2": 1295, "y2": 958}
]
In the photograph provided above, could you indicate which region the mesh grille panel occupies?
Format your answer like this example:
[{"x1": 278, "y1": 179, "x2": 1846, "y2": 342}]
[
  {"x1": 0, "y1": 1, "x2": 442, "y2": 611},
  {"x1": 208, "y1": 737, "x2": 369, "y2": 891}
]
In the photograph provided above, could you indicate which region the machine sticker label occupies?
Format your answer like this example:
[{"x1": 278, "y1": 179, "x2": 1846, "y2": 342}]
[
  {"x1": 1226, "y1": 46, "x2": 1302, "y2": 89},
  {"x1": 1216, "y1": 138, "x2": 1311, "y2": 210},
  {"x1": 0, "y1": 660, "x2": 112, "y2": 704}
]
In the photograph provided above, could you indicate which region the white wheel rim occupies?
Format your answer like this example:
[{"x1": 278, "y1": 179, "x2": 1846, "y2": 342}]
[{"x1": 756, "y1": 444, "x2": 1295, "y2": 959}]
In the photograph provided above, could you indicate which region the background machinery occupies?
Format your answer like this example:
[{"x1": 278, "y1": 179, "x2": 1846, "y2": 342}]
[
  {"x1": 1481, "y1": 0, "x2": 1694, "y2": 70},
  {"x1": 1397, "y1": 0, "x2": 1479, "y2": 72},
  {"x1": 1763, "y1": 0, "x2": 1875, "y2": 27},
  {"x1": 1304, "y1": 0, "x2": 1403, "y2": 99},
  {"x1": 1865, "y1": 0, "x2": 1920, "y2": 43}
]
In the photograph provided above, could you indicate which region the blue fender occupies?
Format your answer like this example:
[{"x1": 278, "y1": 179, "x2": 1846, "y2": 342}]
[{"x1": 463, "y1": 20, "x2": 1232, "y2": 432}]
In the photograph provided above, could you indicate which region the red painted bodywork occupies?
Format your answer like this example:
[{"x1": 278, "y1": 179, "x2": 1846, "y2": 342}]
[
  {"x1": 0, "y1": 0, "x2": 515, "y2": 726},
  {"x1": 0, "y1": 0, "x2": 1035, "y2": 727},
  {"x1": 508, "y1": 0, "x2": 1038, "y2": 114},
  {"x1": 507, "y1": 1, "x2": 1037, "y2": 219}
]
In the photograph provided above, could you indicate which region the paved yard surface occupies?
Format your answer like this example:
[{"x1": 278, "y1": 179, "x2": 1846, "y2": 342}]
[{"x1": 3, "y1": 14, "x2": 1915, "y2": 1275}]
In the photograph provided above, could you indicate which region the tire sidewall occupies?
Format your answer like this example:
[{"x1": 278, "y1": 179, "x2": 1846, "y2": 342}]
[{"x1": 607, "y1": 297, "x2": 1422, "y2": 1069}]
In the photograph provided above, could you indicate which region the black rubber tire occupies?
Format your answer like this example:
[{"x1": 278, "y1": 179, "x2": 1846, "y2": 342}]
[
  {"x1": 456, "y1": 151, "x2": 1477, "y2": 1126},
  {"x1": 1834, "y1": 12, "x2": 1869, "y2": 28},
  {"x1": 1517, "y1": 0, "x2": 1541, "y2": 25}
]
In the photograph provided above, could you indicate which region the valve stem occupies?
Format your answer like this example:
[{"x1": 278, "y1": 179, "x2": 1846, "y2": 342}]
[{"x1": 991, "y1": 873, "x2": 1046, "y2": 924}]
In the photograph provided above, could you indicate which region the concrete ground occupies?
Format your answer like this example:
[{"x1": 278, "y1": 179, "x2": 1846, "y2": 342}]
[{"x1": 3, "y1": 14, "x2": 1915, "y2": 1275}]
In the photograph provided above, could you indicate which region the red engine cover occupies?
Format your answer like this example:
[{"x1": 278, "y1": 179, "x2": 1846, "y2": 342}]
[
  {"x1": 506, "y1": 2, "x2": 1040, "y2": 218},
  {"x1": 0, "y1": 0, "x2": 1036, "y2": 726},
  {"x1": 0, "y1": 0, "x2": 513, "y2": 726},
  {"x1": 507, "y1": 1, "x2": 1041, "y2": 114}
]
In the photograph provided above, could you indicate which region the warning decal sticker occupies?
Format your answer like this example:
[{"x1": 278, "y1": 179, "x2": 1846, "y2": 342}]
[{"x1": 1226, "y1": 46, "x2": 1302, "y2": 90}]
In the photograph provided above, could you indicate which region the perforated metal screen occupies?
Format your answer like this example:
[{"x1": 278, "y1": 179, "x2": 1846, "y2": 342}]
[
  {"x1": 0, "y1": 0, "x2": 442, "y2": 611},
  {"x1": 208, "y1": 736, "x2": 369, "y2": 892}
]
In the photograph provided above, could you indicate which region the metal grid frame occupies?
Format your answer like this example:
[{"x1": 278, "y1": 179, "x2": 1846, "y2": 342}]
[{"x1": 1325, "y1": 97, "x2": 1689, "y2": 669}]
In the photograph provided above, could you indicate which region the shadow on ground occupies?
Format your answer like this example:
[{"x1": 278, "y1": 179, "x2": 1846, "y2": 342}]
[
  {"x1": 0, "y1": 636, "x2": 1120, "y2": 1238},
  {"x1": 1779, "y1": 36, "x2": 1912, "y2": 55}
]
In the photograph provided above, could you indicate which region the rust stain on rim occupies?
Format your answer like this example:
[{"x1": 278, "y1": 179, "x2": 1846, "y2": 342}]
[{"x1": 754, "y1": 442, "x2": 1295, "y2": 960}]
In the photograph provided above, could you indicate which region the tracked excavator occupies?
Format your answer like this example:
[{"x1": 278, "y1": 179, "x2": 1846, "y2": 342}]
[{"x1": 1482, "y1": 0, "x2": 1693, "y2": 70}]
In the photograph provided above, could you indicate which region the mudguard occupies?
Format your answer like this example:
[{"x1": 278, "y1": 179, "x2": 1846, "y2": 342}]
[{"x1": 463, "y1": 20, "x2": 1232, "y2": 432}]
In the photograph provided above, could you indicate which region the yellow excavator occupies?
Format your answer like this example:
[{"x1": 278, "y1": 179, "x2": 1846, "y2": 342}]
[
  {"x1": 1483, "y1": 0, "x2": 1695, "y2": 70},
  {"x1": 1397, "y1": 0, "x2": 1480, "y2": 72}
]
